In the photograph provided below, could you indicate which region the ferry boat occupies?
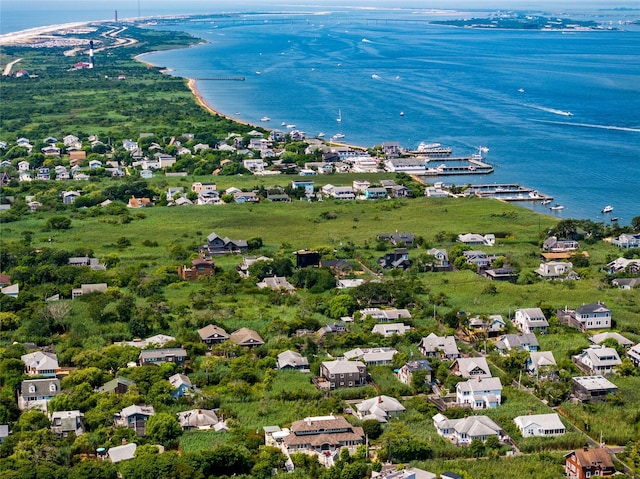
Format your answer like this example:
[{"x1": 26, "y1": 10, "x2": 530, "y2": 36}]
[
  {"x1": 601, "y1": 205, "x2": 614, "y2": 213},
  {"x1": 549, "y1": 204, "x2": 564, "y2": 211}
]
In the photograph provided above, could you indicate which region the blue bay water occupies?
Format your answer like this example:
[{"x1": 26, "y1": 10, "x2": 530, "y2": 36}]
[{"x1": 144, "y1": 12, "x2": 640, "y2": 224}]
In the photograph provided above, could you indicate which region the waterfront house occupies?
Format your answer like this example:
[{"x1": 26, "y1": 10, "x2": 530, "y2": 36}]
[
  {"x1": 282, "y1": 415, "x2": 365, "y2": 455},
  {"x1": 418, "y1": 333, "x2": 460, "y2": 359},
  {"x1": 433, "y1": 413, "x2": 503, "y2": 445},
  {"x1": 276, "y1": 350, "x2": 310, "y2": 371},
  {"x1": 372, "y1": 323, "x2": 411, "y2": 337},
  {"x1": 343, "y1": 347, "x2": 397, "y2": 366},
  {"x1": 138, "y1": 348, "x2": 187, "y2": 367},
  {"x1": 450, "y1": 357, "x2": 491, "y2": 379},
  {"x1": 572, "y1": 376, "x2": 618, "y2": 402},
  {"x1": 611, "y1": 233, "x2": 640, "y2": 249},
  {"x1": 527, "y1": 351, "x2": 557, "y2": 376},
  {"x1": 355, "y1": 395, "x2": 405, "y2": 422},
  {"x1": 319, "y1": 360, "x2": 367, "y2": 389},
  {"x1": 114, "y1": 405, "x2": 155, "y2": 436},
  {"x1": 229, "y1": 328, "x2": 264, "y2": 348},
  {"x1": 18, "y1": 378, "x2": 61, "y2": 411},
  {"x1": 21, "y1": 351, "x2": 59, "y2": 377},
  {"x1": 178, "y1": 258, "x2": 215, "y2": 281},
  {"x1": 542, "y1": 236, "x2": 579, "y2": 252},
  {"x1": 495, "y1": 333, "x2": 539, "y2": 355},
  {"x1": 558, "y1": 302, "x2": 611, "y2": 331},
  {"x1": 514, "y1": 413, "x2": 565, "y2": 438},
  {"x1": 514, "y1": 308, "x2": 548, "y2": 334},
  {"x1": 51, "y1": 410, "x2": 85, "y2": 437},
  {"x1": 564, "y1": 447, "x2": 614, "y2": 479},
  {"x1": 359, "y1": 307, "x2": 412, "y2": 322},
  {"x1": 396, "y1": 360, "x2": 432, "y2": 386},
  {"x1": 378, "y1": 248, "x2": 411, "y2": 270},
  {"x1": 456, "y1": 376, "x2": 503, "y2": 409},
  {"x1": 198, "y1": 324, "x2": 229, "y2": 348},
  {"x1": 573, "y1": 345, "x2": 621, "y2": 375}
]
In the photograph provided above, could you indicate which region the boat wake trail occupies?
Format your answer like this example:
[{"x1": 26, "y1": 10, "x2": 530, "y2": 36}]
[
  {"x1": 525, "y1": 104, "x2": 573, "y2": 116},
  {"x1": 530, "y1": 119, "x2": 640, "y2": 133}
]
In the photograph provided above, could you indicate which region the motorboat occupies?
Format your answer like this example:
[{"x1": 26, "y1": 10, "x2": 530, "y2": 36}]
[
  {"x1": 549, "y1": 204, "x2": 564, "y2": 211},
  {"x1": 601, "y1": 205, "x2": 614, "y2": 214},
  {"x1": 286, "y1": 124, "x2": 296, "y2": 129},
  {"x1": 260, "y1": 116, "x2": 271, "y2": 122},
  {"x1": 541, "y1": 199, "x2": 552, "y2": 205},
  {"x1": 317, "y1": 132, "x2": 325, "y2": 138}
]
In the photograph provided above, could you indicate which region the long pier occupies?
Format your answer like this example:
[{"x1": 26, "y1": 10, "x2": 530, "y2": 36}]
[{"x1": 464, "y1": 184, "x2": 554, "y2": 202}]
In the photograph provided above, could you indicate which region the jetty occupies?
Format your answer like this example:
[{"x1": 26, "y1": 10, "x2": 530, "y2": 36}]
[
  {"x1": 384, "y1": 155, "x2": 493, "y2": 176},
  {"x1": 464, "y1": 184, "x2": 553, "y2": 202}
]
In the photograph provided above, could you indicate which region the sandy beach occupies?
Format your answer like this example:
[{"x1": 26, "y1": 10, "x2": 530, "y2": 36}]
[
  {"x1": 0, "y1": 22, "x2": 95, "y2": 46},
  {"x1": 186, "y1": 78, "x2": 255, "y2": 128}
]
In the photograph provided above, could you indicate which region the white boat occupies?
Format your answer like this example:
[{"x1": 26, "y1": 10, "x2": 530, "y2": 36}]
[
  {"x1": 518, "y1": 88, "x2": 525, "y2": 93},
  {"x1": 317, "y1": 132, "x2": 325, "y2": 138},
  {"x1": 478, "y1": 146, "x2": 489, "y2": 153},
  {"x1": 371, "y1": 74, "x2": 380, "y2": 79},
  {"x1": 602, "y1": 205, "x2": 614, "y2": 213},
  {"x1": 333, "y1": 133, "x2": 345, "y2": 140},
  {"x1": 281, "y1": 121, "x2": 286, "y2": 126},
  {"x1": 550, "y1": 204, "x2": 564, "y2": 211},
  {"x1": 541, "y1": 199, "x2": 552, "y2": 205},
  {"x1": 286, "y1": 124, "x2": 296, "y2": 129},
  {"x1": 418, "y1": 142, "x2": 441, "y2": 151},
  {"x1": 260, "y1": 116, "x2": 271, "y2": 122},
  {"x1": 337, "y1": 109, "x2": 342, "y2": 123},
  {"x1": 400, "y1": 111, "x2": 404, "y2": 116}
]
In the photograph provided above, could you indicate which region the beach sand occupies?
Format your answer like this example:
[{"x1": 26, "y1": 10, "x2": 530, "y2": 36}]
[
  {"x1": 0, "y1": 22, "x2": 93, "y2": 46},
  {"x1": 186, "y1": 78, "x2": 255, "y2": 128}
]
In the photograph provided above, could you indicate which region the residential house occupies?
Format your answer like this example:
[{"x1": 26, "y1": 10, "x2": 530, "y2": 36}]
[
  {"x1": 372, "y1": 323, "x2": 411, "y2": 337},
  {"x1": 590, "y1": 332, "x2": 633, "y2": 348},
  {"x1": 127, "y1": 196, "x2": 152, "y2": 208},
  {"x1": 343, "y1": 347, "x2": 398, "y2": 366},
  {"x1": 527, "y1": 351, "x2": 557, "y2": 376},
  {"x1": 18, "y1": 160, "x2": 30, "y2": 172},
  {"x1": 267, "y1": 192, "x2": 291, "y2": 202},
  {"x1": 202, "y1": 232, "x2": 248, "y2": 255},
  {"x1": 178, "y1": 258, "x2": 215, "y2": 281},
  {"x1": 319, "y1": 360, "x2": 367, "y2": 389},
  {"x1": 426, "y1": 248, "x2": 450, "y2": 270},
  {"x1": 138, "y1": 348, "x2": 187, "y2": 366},
  {"x1": 88, "y1": 159, "x2": 103, "y2": 169},
  {"x1": 376, "y1": 232, "x2": 416, "y2": 247},
  {"x1": 229, "y1": 327, "x2": 265, "y2": 347},
  {"x1": 360, "y1": 307, "x2": 412, "y2": 322},
  {"x1": 177, "y1": 409, "x2": 225, "y2": 431},
  {"x1": 382, "y1": 141, "x2": 403, "y2": 157},
  {"x1": 606, "y1": 257, "x2": 640, "y2": 275},
  {"x1": 573, "y1": 345, "x2": 621, "y2": 375},
  {"x1": 450, "y1": 357, "x2": 491, "y2": 379},
  {"x1": 169, "y1": 373, "x2": 195, "y2": 399},
  {"x1": 63, "y1": 135, "x2": 81, "y2": 148},
  {"x1": 236, "y1": 255, "x2": 272, "y2": 278},
  {"x1": 21, "y1": 351, "x2": 59, "y2": 377},
  {"x1": 276, "y1": 350, "x2": 309, "y2": 371},
  {"x1": 564, "y1": 447, "x2": 615, "y2": 479},
  {"x1": 1, "y1": 283, "x2": 19, "y2": 297},
  {"x1": 233, "y1": 191, "x2": 259, "y2": 203},
  {"x1": 352, "y1": 180, "x2": 371, "y2": 192},
  {"x1": 371, "y1": 467, "x2": 436, "y2": 479},
  {"x1": 536, "y1": 261, "x2": 576, "y2": 280},
  {"x1": 456, "y1": 377, "x2": 503, "y2": 409},
  {"x1": 457, "y1": 233, "x2": 495, "y2": 246},
  {"x1": 390, "y1": 184, "x2": 412, "y2": 198},
  {"x1": 18, "y1": 378, "x2": 61, "y2": 411},
  {"x1": 317, "y1": 321, "x2": 349, "y2": 341},
  {"x1": 198, "y1": 324, "x2": 229, "y2": 348},
  {"x1": 71, "y1": 283, "x2": 107, "y2": 299},
  {"x1": 0, "y1": 425, "x2": 9, "y2": 444},
  {"x1": 107, "y1": 443, "x2": 137, "y2": 463},
  {"x1": 355, "y1": 395, "x2": 405, "y2": 422},
  {"x1": 611, "y1": 233, "x2": 640, "y2": 249},
  {"x1": 295, "y1": 249, "x2": 321, "y2": 268},
  {"x1": 282, "y1": 415, "x2": 365, "y2": 455},
  {"x1": 337, "y1": 278, "x2": 365, "y2": 288},
  {"x1": 321, "y1": 258, "x2": 353, "y2": 276},
  {"x1": 62, "y1": 190, "x2": 81, "y2": 204},
  {"x1": 542, "y1": 236, "x2": 580, "y2": 252},
  {"x1": 329, "y1": 186, "x2": 356, "y2": 200},
  {"x1": 68, "y1": 256, "x2": 105, "y2": 270},
  {"x1": 514, "y1": 308, "x2": 548, "y2": 334},
  {"x1": 612, "y1": 277, "x2": 640, "y2": 289},
  {"x1": 468, "y1": 315, "x2": 506, "y2": 337},
  {"x1": 432, "y1": 413, "x2": 503, "y2": 445},
  {"x1": 378, "y1": 248, "x2": 411, "y2": 270},
  {"x1": 256, "y1": 276, "x2": 296, "y2": 292},
  {"x1": 117, "y1": 334, "x2": 175, "y2": 349},
  {"x1": 51, "y1": 410, "x2": 84, "y2": 437},
  {"x1": 418, "y1": 333, "x2": 460, "y2": 359},
  {"x1": 495, "y1": 333, "x2": 539, "y2": 355},
  {"x1": 572, "y1": 375, "x2": 618, "y2": 402},
  {"x1": 364, "y1": 187, "x2": 388, "y2": 199},
  {"x1": 114, "y1": 405, "x2": 155, "y2": 436},
  {"x1": 96, "y1": 377, "x2": 136, "y2": 394},
  {"x1": 514, "y1": 413, "x2": 565, "y2": 438},
  {"x1": 396, "y1": 360, "x2": 432, "y2": 386},
  {"x1": 36, "y1": 166, "x2": 51, "y2": 179},
  {"x1": 628, "y1": 343, "x2": 640, "y2": 366},
  {"x1": 291, "y1": 180, "x2": 314, "y2": 196},
  {"x1": 557, "y1": 302, "x2": 611, "y2": 331},
  {"x1": 462, "y1": 250, "x2": 495, "y2": 269},
  {"x1": 482, "y1": 266, "x2": 518, "y2": 282}
]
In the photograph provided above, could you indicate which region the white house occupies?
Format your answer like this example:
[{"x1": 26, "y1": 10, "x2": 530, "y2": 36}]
[
  {"x1": 612, "y1": 233, "x2": 640, "y2": 249},
  {"x1": 372, "y1": 323, "x2": 411, "y2": 337},
  {"x1": 574, "y1": 345, "x2": 621, "y2": 375},
  {"x1": 343, "y1": 347, "x2": 397, "y2": 366},
  {"x1": 359, "y1": 307, "x2": 412, "y2": 322},
  {"x1": 433, "y1": 413, "x2": 503, "y2": 445},
  {"x1": 355, "y1": 395, "x2": 405, "y2": 422},
  {"x1": 513, "y1": 413, "x2": 566, "y2": 438},
  {"x1": 456, "y1": 376, "x2": 502, "y2": 409},
  {"x1": 450, "y1": 357, "x2": 491, "y2": 379},
  {"x1": 418, "y1": 333, "x2": 460, "y2": 359},
  {"x1": 457, "y1": 233, "x2": 495, "y2": 246},
  {"x1": 514, "y1": 308, "x2": 548, "y2": 334},
  {"x1": 536, "y1": 261, "x2": 574, "y2": 280},
  {"x1": 527, "y1": 351, "x2": 557, "y2": 376}
]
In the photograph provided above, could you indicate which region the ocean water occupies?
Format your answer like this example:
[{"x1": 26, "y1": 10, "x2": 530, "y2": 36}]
[
  {"x1": 143, "y1": 11, "x2": 640, "y2": 223},
  {"x1": 3, "y1": 4, "x2": 639, "y2": 224}
]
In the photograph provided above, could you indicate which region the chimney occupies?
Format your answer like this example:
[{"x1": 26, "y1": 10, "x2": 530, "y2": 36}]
[
  {"x1": 122, "y1": 438, "x2": 127, "y2": 445},
  {"x1": 583, "y1": 445, "x2": 589, "y2": 452},
  {"x1": 377, "y1": 396, "x2": 383, "y2": 403}
]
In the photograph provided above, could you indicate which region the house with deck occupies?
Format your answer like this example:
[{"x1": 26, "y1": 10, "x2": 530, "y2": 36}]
[
  {"x1": 456, "y1": 376, "x2": 503, "y2": 409},
  {"x1": 433, "y1": 413, "x2": 503, "y2": 445},
  {"x1": 514, "y1": 308, "x2": 548, "y2": 334},
  {"x1": 514, "y1": 413, "x2": 565, "y2": 438}
]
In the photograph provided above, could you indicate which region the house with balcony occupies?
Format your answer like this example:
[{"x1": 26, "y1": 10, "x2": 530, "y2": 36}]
[
  {"x1": 51, "y1": 410, "x2": 85, "y2": 437},
  {"x1": 277, "y1": 350, "x2": 310, "y2": 371},
  {"x1": 198, "y1": 324, "x2": 229, "y2": 348},
  {"x1": 611, "y1": 233, "x2": 640, "y2": 249},
  {"x1": 18, "y1": 378, "x2": 61, "y2": 411},
  {"x1": 343, "y1": 347, "x2": 397, "y2": 366},
  {"x1": 21, "y1": 351, "x2": 59, "y2": 378},
  {"x1": 564, "y1": 447, "x2": 614, "y2": 479},
  {"x1": 573, "y1": 346, "x2": 621, "y2": 375},
  {"x1": 281, "y1": 415, "x2": 365, "y2": 455},
  {"x1": 418, "y1": 333, "x2": 460, "y2": 359},
  {"x1": 450, "y1": 357, "x2": 491, "y2": 379},
  {"x1": 572, "y1": 375, "x2": 618, "y2": 403},
  {"x1": 178, "y1": 258, "x2": 215, "y2": 280},
  {"x1": 433, "y1": 413, "x2": 503, "y2": 445},
  {"x1": 527, "y1": 351, "x2": 557, "y2": 376},
  {"x1": 514, "y1": 308, "x2": 548, "y2": 334},
  {"x1": 456, "y1": 377, "x2": 503, "y2": 409},
  {"x1": 542, "y1": 236, "x2": 580, "y2": 252},
  {"x1": 229, "y1": 327, "x2": 265, "y2": 348},
  {"x1": 396, "y1": 360, "x2": 432, "y2": 386},
  {"x1": 114, "y1": 405, "x2": 155, "y2": 436},
  {"x1": 536, "y1": 261, "x2": 576, "y2": 280},
  {"x1": 557, "y1": 302, "x2": 611, "y2": 331}
]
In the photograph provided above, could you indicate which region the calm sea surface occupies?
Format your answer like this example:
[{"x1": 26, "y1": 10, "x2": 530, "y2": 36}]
[{"x1": 3, "y1": 5, "x2": 639, "y2": 224}]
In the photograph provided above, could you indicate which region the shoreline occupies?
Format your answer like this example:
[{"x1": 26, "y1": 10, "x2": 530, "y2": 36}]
[{"x1": 185, "y1": 78, "x2": 253, "y2": 128}]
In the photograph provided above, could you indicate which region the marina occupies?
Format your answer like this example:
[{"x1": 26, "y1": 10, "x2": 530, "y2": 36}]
[
  {"x1": 385, "y1": 155, "x2": 494, "y2": 176},
  {"x1": 463, "y1": 184, "x2": 554, "y2": 203}
]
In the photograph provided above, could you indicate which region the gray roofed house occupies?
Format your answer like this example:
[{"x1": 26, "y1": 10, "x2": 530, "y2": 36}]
[
  {"x1": 495, "y1": 333, "x2": 539, "y2": 355},
  {"x1": 557, "y1": 302, "x2": 611, "y2": 331},
  {"x1": 628, "y1": 343, "x2": 640, "y2": 367},
  {"x1": 359, "y1": 307, "x2": 412, "y2": 322},
  {"x1": 612, "y1": 277, "x2": 640, "y2": 290},
  {"x1": 169, "y1": 373, "x2": 195, "y2": 398},
  {"x1": 68, "y1": 256, "x2": 105, "y2": 270},
  {"x1": 319, "y1": 360, "x2": 367, "y2": 389},
  {"x1": 418, "y1": 333, "x2": 460, "y2": 359},
  {"x1": 114, "y1": 405, "x2": 155, "y2": 436},
  {"x1": 343, "y1": 347, "x2": 398, "y2": 365},
  {"x1": 513, "y1": 413, "x2": 565, "y2": 437},
  {"x1": 590, "y1": 332, "x2": 633, "y2": 348},
  {"x1": 19, "y1": 378, "x2": 61, "y2": 411},
  {"x1": 355, "y1": 395, "x2": 405, "y2": 422},
  {"x1": 277, "y1": 350, "x2": 310, "y2": 371},
  {"x1": 433, "y1": 413, "x2": 503, "y2": 445},
  {"x1": 527, "y1": 351, "x2": 557, "y2": 376},
  {"x1": 203, "y1": 231, "x2": 248, "y2": 255},
  {"x1": 21, "y1": 351, "x2": 59, "y2": 377},
  {"x1": 542, "y1": 236, "x2": 579, "y2": 252},
  {"x1": 514, "y1": 308, "x2": 548, "y2": 334},
  {"x1": 229, "y1": 327, "x2": 265, "y2": 347},
  {"x1": 456, "y1": 377, "x2": 503, "y2": 409},
  {"x1": 282, "y1": 415, "x2": 365, "y2": 454},
  {"x1": 572, "y1": 375, "x2": 618, "y2": 402},
  {"x1": 256, "y1": 276, "x2": 296, "y2": 292},
  {"x1": 177, "y1": 409, "x2": 225, "y2": 431},
  {"x1": 457, "y1": 233, "x2": 495, "y2": 246},
  {"x1": 138, "y1": 348, "x2": 187, "y2": 366},
  {"x1": 198, "y1": 324, "x2": 229, "y2": 347},
  {"x1": 573, "y1": 345, "x2": 621, "y2": 375},
  {"x1": 378, "y1": 248, "x2": 411, "y2": 270},
  {"x1": 51, "y1": 410, "x2": 84, "y2": 437},
  {"x1": 107, "y1": 442, "x2": 137, "y2": 463},
  {"x1": 118, "y1": 334, "x2": 176, "y2": 348},
  {"x1": 396, "y1": 360, "x2": 432, "y2": 386},
  {"x1": 450, "y1": 357, "x2": 491, "y2": 379}
]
